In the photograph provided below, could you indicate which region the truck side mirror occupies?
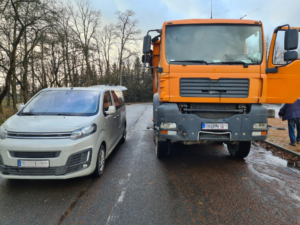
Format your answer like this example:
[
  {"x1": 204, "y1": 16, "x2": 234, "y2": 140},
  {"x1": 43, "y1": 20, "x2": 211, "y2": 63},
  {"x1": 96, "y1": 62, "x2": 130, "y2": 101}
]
[
  {"x1": 142, "y1": 55, "x2": 151, "y2": 63},
  {"x1": 143, "y1": 35, "x2": 151, "y2": 54},
  {"x1": 284, "y1": 51, "x2": 298, "y2": 61},
  {"x1": 284, "y1": 29, "x2": 298, "y2": 50}
]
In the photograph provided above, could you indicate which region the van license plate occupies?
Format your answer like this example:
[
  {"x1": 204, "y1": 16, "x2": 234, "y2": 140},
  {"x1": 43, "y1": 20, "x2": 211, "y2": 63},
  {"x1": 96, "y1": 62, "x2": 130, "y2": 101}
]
[
  {"x1": 202, "y1": 123, "x2": 228, "y2": 130},
  {"x1": 18, "y1": 160, "x2": 50, "y2": 168}
]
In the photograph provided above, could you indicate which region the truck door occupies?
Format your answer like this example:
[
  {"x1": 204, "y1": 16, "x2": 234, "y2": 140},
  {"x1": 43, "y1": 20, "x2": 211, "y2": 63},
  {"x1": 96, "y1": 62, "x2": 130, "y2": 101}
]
[{"x1": 266, "y1": 26, "x2": 300, "y2": 104}]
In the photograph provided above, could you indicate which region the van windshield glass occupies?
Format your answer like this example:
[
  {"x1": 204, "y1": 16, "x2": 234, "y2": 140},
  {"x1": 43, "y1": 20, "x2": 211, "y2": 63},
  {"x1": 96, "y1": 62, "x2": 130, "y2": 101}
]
[
  {"x1": 165, "y1": 24, "x2": 263, "y2": 65},
  {"x1": 21, "y1": 90, "x2": 100, "y2": 116}
]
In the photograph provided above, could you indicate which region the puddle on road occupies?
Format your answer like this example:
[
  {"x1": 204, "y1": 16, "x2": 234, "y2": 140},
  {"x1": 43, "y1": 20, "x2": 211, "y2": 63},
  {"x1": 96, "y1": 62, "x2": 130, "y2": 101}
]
[
  {"x1": 255, "y1": 141, "x2": 300, "y2": 171},
  {"x1": 247, "y1": 143, "x2": 300, "y2": 205}
]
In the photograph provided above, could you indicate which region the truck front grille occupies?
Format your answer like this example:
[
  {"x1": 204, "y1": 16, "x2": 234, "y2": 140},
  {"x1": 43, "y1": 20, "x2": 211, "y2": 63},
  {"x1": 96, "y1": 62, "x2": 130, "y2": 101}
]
[
  {"x1": 199, "y1": 132, "x2": 231, "y2": 141},
  {"x1": 180, "y1": 78, "x2": 249, "y2": 98}
]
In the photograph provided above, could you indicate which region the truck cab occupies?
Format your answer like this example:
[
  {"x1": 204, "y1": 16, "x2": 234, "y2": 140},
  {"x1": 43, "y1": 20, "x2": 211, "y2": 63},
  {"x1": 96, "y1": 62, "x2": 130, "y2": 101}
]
[{"x1": 142, "y1": 19, "x2": 300, "y2": 159}]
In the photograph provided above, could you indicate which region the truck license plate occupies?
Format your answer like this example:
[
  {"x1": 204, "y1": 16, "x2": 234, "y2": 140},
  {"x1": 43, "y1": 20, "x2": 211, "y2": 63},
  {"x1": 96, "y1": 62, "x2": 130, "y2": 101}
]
[
  {"x1": 202, "y1": 123, "x2": 228, "y2": 130},
  {"x1": 18, "y1": 160, "x2": 50, "y2": 168}
]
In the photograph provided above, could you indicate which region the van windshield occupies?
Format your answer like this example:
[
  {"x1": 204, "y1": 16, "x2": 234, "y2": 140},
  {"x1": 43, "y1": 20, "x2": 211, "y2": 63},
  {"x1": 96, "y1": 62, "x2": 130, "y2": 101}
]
[
  {"x1": 165, "y1": 24, "x2": 263, "y2": 65},
  {"x1": 21, "y1": 90, "x2": 100, "y2": 116}
]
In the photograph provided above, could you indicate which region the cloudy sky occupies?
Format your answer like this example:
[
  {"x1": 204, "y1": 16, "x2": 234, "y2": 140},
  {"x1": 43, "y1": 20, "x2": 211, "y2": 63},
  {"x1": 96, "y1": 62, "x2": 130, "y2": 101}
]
[{"x1": 92, "y1": 0, "x2": 300, "y2": 37}]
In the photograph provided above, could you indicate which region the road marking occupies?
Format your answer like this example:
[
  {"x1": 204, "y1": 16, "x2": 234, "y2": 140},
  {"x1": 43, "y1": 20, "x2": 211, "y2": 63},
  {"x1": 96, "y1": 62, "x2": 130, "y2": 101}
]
[{"x1": 106, "y1": 173, "x2": 131, "y2": 225}]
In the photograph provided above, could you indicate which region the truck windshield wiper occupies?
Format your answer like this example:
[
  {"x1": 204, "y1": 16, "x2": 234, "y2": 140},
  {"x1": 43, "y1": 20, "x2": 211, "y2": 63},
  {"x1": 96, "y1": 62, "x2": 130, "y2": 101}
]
[
  {"x1": 170, "y1": 60, "x2": 208, "y2": 65},
  {"x1": 219, "y1": 61, "x2": 250, "y2": 68}
]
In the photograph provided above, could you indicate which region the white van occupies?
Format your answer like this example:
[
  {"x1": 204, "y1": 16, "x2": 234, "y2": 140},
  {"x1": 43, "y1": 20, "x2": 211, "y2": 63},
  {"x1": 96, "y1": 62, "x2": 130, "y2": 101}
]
[{"x1": 0, "y1": 85, "x2": 127, "y2": 179}]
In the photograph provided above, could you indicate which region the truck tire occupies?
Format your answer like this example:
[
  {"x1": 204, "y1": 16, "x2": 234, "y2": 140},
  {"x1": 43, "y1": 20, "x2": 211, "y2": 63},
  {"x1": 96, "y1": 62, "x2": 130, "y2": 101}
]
[
  {"x1": 155, "y1": 138, "x2": 170, "y2": 158},
  {"x1": 227, "y1": 141, "x2": 251, "y2": 159}
]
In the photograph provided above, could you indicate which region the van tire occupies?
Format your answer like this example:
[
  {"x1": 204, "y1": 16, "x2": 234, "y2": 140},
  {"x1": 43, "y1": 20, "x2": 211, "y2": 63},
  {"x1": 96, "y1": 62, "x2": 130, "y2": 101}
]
[
  {"x1": 155, "y1": 138, "x2": 170, "y2": 158},
  {"x1": 227, "y1": 141, "x2": 251, "y2": 159},
  {"x1": 120, "y1": 127, "x2": 126, "y2": 144},
  {"x1": 93, "y1": 145, "x2": 106, "y2": 177}
]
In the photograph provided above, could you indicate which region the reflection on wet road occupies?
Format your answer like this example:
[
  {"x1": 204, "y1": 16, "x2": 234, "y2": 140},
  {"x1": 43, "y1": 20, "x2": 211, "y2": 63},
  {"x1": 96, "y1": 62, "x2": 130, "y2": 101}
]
[{"x1": 0, "y1": 103, "x2": 299, "y2": 225}]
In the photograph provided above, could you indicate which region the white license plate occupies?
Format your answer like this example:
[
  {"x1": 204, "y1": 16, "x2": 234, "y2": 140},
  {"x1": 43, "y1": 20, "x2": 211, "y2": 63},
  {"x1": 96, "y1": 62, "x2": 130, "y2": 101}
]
[
  {"x1": 17, "y1": 160, "x2": 50, "y2": 168},
  {"x1": 202, "y1": 123, "x2": 228, "y2": 130}
]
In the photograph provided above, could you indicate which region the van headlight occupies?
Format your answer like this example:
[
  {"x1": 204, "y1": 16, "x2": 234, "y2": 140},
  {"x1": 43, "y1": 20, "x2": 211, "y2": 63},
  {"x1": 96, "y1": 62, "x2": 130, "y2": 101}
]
[
  {"x1": 70, "y1": 124, "x2": 97, "y2": 140},
  {"x1": 0, "y1": 126, "x2": 7, "y2": 140}
]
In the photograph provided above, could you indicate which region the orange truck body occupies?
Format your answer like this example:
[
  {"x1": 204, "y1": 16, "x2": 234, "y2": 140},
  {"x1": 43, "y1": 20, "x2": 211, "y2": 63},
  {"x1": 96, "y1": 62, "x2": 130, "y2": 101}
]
[
  {"x1": 151, "y1": 19, "x2": 300, "y2": 104},
  {"x1": 143, "y1": 19, "x2": 300, "y2": 155}
]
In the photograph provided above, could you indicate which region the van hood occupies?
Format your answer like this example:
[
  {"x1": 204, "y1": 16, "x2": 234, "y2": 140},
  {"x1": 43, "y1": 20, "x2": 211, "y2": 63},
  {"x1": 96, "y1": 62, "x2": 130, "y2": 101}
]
[{"x1": 3, "y1": 115, "x2": 97, "y2": 133}]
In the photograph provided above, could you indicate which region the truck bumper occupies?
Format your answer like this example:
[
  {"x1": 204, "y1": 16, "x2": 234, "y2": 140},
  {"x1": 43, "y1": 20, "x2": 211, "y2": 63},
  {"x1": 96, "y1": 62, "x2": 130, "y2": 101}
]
[{"x1": 156, "y1": 104, "x2": 268, "y2": 143}]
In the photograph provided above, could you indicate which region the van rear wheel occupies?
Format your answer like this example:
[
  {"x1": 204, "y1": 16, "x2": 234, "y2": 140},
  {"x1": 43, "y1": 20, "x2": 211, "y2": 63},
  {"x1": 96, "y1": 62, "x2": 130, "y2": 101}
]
[
  {"x1": 120, "y1": 126, "x2": 126, "y2": 144},
  {"x1": 227, "y1": 141, "x2": 251, "y2": 159}
]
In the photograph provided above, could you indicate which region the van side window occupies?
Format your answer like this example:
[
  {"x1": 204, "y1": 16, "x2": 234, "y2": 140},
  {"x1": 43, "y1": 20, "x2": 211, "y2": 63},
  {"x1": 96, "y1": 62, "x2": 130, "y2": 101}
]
[
  {"x1": 111, "y1": 91, "x2": 120, "y2": 110},
  {"x1": 103, "y1": 91, "x2": 112, "y2": 113},
  {"x1": 115, "y1": 90, "x2": 125, "y2": 108}
]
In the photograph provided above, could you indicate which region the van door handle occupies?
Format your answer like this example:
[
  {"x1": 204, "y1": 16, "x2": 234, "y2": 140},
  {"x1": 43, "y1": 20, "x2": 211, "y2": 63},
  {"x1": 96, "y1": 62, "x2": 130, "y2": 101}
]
[{"x1": 117, "y1": 114, "x2": 119, "y2": 117}]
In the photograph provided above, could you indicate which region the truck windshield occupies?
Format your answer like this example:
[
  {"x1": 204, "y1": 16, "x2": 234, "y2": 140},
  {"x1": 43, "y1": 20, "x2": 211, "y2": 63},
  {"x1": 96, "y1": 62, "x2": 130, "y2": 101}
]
[
  {"x1": 20, "y1": 90, "x2": 100, "y2": 116},
  {"x1": 165, "y1": 24, "x2": 263, "y2": 65}
]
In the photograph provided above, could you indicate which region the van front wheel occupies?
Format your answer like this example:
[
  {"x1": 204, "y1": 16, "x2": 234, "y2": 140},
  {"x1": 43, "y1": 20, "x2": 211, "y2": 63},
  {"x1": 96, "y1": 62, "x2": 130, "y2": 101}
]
[{"x1": 94, "y1": 145, "x2": 106, "y2": 177}]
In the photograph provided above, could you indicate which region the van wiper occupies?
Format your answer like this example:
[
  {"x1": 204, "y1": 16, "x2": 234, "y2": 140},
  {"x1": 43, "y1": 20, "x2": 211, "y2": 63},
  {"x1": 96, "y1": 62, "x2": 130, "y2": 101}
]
[
  {"x1": 170, "y1": 60, "x2": 208, "y2": 65},
  {"x1": 220, "y1": 61, "x2": 249, "y2": 68},
  {"x1": 21, "y1": 112, "x2": 37, "y2": 115}
]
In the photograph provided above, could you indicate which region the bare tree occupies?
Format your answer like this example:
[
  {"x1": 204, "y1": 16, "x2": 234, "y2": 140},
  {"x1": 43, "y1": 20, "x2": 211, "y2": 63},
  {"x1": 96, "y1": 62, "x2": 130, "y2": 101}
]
[
  {"x1": 0, "y1": 0, "x2": 56, "y2": 112},
  {"x1": 98, "y1": 24, "x2": 116, "y2": 75},
  {"x1": 68, "y1": 0, "x2": 101, "y2": 86},
  {"x1": 114, "y1": 10, "x2": 141, "y2": 73}
]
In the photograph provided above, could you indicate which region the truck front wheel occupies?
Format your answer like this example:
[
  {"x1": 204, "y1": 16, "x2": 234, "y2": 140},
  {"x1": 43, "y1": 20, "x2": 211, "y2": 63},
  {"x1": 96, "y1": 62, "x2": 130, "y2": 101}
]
[
  {"x1": 227, "y1": 141, "x2": 251, "y2": 159},
  {"x1": 155, "y1": 138, "x2": 170, "y2": 158}
]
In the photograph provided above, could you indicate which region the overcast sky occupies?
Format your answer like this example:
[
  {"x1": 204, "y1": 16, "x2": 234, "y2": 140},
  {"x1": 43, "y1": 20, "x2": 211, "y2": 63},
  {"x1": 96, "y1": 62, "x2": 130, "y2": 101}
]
[{"x1": 92, "y1": 0, "x2": 300, "y2": 37}]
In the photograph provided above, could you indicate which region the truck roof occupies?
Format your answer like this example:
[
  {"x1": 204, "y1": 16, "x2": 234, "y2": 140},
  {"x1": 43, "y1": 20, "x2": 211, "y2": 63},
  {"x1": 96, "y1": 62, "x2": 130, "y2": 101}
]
[{"x1": 164, "y1": 19, "x2": 261, "y2": 25}]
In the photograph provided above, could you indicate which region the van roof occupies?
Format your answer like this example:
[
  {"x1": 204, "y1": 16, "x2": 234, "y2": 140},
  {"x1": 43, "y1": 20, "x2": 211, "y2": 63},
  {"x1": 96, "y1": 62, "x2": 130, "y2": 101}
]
[
  {"x1": 42, "y1": 85, "x2": 127, "y2": 92},
  {"x1": 88, "y1": 85, "x2": 127, "y2": 91}
]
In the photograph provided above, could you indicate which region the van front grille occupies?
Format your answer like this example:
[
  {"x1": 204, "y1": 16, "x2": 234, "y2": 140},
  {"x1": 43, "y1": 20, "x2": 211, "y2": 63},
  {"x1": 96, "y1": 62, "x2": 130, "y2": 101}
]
[
  {"x1": 9, "y1": 151, "x2": 61, "y2": 158},
  {"x1": 180, "y1": 78, "x2": 249, "y2": 98},
  {"x1": 7, "y1": 132, "x2": 71, "y2": 139}
]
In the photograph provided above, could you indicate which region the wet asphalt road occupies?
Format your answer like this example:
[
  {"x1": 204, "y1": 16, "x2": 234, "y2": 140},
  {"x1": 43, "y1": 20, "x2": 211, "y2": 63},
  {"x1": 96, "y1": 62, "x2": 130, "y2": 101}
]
[{"x1": 0, "y1": 103, "x2": 300, "y2": 225}]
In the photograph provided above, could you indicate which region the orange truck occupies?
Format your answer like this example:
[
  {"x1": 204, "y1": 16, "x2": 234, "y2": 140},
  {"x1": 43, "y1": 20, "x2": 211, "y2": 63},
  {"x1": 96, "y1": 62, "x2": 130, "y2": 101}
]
[{"x1": 142, "y1": 19, "x2": 300, "y2": 159}]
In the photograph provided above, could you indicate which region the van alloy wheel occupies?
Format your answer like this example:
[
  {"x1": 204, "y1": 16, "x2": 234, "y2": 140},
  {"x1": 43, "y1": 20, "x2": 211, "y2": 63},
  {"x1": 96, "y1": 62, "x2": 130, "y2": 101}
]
[{"x1": 94, "y1": 145, "x2": 106, "y2": 177}]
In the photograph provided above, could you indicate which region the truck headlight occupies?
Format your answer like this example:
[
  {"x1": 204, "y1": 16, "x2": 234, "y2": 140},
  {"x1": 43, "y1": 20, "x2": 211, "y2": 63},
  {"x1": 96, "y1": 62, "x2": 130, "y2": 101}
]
[
  {"x1": 253, "y1": 123, "x2": 267, "y2": 129},
  {"x1": 0, "y1": 126, "x2": 7, "y2": 140},
  {"x1": 70, "y1": 124, "x2": 97, "y2": 140},
  {"x1": 160, "y1": 122, "x2": 176, "y2": 129}
]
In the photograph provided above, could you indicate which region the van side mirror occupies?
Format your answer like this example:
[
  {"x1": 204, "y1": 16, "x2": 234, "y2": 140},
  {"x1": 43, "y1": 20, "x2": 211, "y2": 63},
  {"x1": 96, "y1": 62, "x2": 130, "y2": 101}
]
[
  {"x1": 284, "y1": 29, "x2": 298, "y2": 50},
  {"x1": 17, "y1": 103, "x2": 24, "y2": 111},
  {"x1": 143, "y1": 35, "x2": 151, "y2": 54},
  {"x1": 105, "y1": 106, "x2": 116, "y2": 115}
]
